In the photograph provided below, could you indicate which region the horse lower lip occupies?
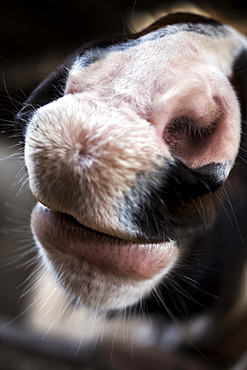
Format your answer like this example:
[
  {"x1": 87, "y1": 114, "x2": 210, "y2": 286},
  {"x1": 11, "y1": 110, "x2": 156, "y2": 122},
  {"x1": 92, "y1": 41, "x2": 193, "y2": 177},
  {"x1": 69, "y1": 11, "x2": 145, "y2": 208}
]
[{"x1": 31, "y1": 203, "x2": 179, "y2": 281}]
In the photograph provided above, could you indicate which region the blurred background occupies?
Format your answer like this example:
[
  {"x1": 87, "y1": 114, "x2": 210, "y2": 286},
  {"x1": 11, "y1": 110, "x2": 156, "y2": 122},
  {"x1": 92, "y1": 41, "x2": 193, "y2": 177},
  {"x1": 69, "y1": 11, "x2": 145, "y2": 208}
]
[
  {"x1": 1, "y1": 0, "x2": 247, "y2": 133},
  {"x1": 0, "y1": 1, "x2": 247, "y2": 369}
]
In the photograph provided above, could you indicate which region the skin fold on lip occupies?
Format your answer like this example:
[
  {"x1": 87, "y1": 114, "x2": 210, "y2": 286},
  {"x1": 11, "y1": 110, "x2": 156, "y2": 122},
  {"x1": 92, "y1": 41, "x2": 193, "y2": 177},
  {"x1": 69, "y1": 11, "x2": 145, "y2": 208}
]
[{"x1": 31, "y1": 203, "x2": 179, "y2": 281}]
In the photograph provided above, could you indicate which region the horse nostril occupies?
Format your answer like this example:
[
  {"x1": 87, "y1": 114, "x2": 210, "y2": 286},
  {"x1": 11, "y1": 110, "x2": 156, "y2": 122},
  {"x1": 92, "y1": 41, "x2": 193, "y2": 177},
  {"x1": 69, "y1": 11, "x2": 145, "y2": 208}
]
[
  {"x1": 154, "y1": 86, "x2": 241, "y2": 173},
  {"x1": 163, "y1": 115, "x2": 217, "y2": 165}
]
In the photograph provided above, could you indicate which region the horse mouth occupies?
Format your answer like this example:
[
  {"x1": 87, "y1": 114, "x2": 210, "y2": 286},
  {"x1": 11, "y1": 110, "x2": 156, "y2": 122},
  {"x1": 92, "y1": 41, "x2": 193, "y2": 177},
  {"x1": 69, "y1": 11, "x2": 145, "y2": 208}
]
[{"x1": 31, "y1": 202, "x2": 179, "y2": 281}]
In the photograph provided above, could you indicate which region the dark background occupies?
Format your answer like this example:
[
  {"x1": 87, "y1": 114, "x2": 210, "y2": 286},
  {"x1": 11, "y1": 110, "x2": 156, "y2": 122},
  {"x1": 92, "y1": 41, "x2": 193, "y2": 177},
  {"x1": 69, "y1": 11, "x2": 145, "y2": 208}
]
[{"x1": 0, "y1": 1, "x2": 247, "y2": 369}]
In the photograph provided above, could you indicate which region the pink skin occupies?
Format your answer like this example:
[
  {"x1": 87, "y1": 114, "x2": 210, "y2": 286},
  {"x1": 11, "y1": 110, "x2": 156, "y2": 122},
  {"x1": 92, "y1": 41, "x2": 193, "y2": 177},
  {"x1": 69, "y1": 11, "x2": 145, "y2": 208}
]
[
  {"x1": 26, "y1": 29, "x2": 243, "y2": 288},
  {"x1": 151, "y1": 80, "x2": 240, "y2": 169},
  {"x1": 32, "y1": 204, "x2": 179, "y2": 281},
  {"x1": 65, "y1": 31, "x2": 241, "y2": 170}
]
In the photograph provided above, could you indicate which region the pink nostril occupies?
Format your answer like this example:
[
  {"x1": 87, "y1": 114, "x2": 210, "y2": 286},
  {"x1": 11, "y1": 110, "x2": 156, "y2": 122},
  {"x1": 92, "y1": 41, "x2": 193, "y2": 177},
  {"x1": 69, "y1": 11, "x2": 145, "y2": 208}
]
[
  {"x1": 163, "y1": 115, "x2": 218, "y2": 166},
  {"x1": 158, "y1": 93, "x2": 223, "y2": 169},
  {"x1": 152, "y1": 85, "x2": 241, "y2": 170}
]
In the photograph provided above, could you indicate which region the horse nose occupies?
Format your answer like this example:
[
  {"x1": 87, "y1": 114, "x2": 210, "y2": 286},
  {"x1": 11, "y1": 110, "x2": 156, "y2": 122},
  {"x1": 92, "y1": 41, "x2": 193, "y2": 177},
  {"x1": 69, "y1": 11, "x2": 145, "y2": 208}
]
[
  {"x1": 24, "y1": 73, "x2": 241, "y2": 241},
  {"x1": 24, "y1": 95, "x2": 165, "y2": 238},
  {"x1": 152, "y1": 76, "x2": 241, "y2": 177}
]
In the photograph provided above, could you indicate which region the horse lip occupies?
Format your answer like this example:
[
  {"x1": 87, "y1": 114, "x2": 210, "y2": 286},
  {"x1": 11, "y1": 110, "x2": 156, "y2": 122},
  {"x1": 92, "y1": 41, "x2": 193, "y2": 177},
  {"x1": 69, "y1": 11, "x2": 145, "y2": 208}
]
[{"x1": 31, "y1": 203, "x2": 179, "y2": 281}]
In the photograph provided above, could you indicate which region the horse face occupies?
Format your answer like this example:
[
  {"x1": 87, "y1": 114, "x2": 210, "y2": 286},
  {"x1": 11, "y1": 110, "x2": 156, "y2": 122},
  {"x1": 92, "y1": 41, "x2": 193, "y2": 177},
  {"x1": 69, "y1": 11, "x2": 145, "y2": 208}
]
[{"x1": 18, "y1": 13, "x2": 247, "y2": 312}]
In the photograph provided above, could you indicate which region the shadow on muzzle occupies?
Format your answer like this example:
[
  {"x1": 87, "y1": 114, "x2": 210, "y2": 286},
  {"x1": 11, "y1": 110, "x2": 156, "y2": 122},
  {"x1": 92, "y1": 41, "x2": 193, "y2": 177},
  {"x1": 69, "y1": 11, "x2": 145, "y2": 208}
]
[{"x1": 118, "y1": 157, "x2": 229, "y2": 242}]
